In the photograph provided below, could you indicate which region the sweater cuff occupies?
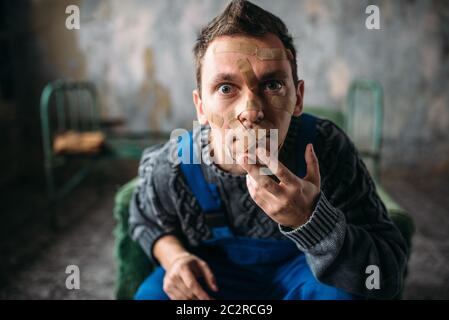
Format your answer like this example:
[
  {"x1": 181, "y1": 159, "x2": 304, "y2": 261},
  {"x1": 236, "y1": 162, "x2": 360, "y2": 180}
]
[
  {"x1": 279, "y1": 192, "x2": 341, "y2": 249},
  {"x1": 137, "y1": 228, "x2": 171, "y2": 266}
]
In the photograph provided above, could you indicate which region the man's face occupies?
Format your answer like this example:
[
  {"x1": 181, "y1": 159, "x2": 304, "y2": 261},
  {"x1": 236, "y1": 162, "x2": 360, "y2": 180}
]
[{"x1": 193, "y1": 33, "x2": 304, "y2": 172}]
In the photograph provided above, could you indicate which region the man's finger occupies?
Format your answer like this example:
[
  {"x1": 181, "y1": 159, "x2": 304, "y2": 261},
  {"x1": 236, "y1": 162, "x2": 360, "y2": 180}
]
[
  {"x1": 304, "y1": 144, "x2": 320, "y2": 187},
  {"x1": 246, "y1": 174, "x2": 273, "y2": 210},
  {"x1": 167, "y1": 280, "x2": 187, "y2": 300},
  {"x1": 239, "y1": 157, "x2": 283, "y2": 196},
  {"x1": 255, "y1": 148, "x2": 296, "y2": 186},
  {"x1": 180, "y1": 268, "x2": 212, "y2": 300},
  {"x1": 173, "y1": 275, "x2": 196, "y2": 300}
]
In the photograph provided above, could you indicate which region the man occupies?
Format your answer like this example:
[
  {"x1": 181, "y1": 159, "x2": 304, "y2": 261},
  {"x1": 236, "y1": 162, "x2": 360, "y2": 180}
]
[{"x1": 129, "y1": 0, "x2": 408, "y2": 300}]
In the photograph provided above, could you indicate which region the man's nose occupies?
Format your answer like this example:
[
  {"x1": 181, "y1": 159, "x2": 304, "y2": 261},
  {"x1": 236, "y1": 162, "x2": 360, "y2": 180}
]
[{"x1": 238, "y1": 108, "x2": 264, "y2": 129}]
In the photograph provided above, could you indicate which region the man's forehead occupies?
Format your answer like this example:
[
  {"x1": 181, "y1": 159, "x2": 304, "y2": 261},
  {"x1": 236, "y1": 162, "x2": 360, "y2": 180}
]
[
  {"x1": 204, "y1": 35, "x2": 292, "y2": 78},
  {"x1": 210, "y1": 34, "x2": 286, "y2": 51},
  {"x1": 206, "y1": 35, "x2": 289, "y2": 61}
]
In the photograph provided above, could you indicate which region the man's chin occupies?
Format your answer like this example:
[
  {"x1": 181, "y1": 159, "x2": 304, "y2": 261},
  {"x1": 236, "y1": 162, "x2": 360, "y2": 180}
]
[{"x1": 235, "y1": 164, "x2": 249, "y2": 176}]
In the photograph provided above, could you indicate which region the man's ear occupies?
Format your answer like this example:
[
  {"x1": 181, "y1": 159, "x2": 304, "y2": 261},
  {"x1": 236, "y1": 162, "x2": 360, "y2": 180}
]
[
  {"x1": 192, "y1": 89, "x2": 209, "y2": 125},
  {"x1": 292, "y1": 80, "x2": 305, "y2": 117}
]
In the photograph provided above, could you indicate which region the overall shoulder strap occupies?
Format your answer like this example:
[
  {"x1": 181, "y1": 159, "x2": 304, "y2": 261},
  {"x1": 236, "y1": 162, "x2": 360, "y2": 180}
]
[
  {"x1": 178, "y1": 131, "x2": 232, "y2": 239},
  {"x1": 296, "y1": 113, "x2": 317, "y2": 178},
  {"x1": 178, "y1": 131, "x2": 222, "y2": 212}
]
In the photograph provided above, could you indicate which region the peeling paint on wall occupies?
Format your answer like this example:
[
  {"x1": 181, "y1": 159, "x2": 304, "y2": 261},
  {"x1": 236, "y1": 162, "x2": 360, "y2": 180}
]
[
  {"x1": 29, "y1": 0, "x2": 449, "y2": 168},
  {"x1": 138, "y1": 48, "x2": 171, "y2": 132},
  {"x1": 327, "y1": 58, "x2": 351, "y2": 100}
]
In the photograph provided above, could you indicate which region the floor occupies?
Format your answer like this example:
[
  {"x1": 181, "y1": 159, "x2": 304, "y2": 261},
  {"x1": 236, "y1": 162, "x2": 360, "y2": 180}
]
[
  {"x1": 383, "y1": 170, "x2": 449, "y2": 299},
  {"x1": 0, "y1": 159, "x2": 135, "y2": 300},
  {"x1": 0, "y1": 161, "x2": 448, "y2": 299},
  {"x1": 0, "y1": 187, "x2": 116, "y2": 299}
]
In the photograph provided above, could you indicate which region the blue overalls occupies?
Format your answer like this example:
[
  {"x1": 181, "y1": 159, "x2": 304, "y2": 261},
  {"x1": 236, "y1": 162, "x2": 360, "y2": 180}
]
[{"x1": 135, "y1": 114, "x2": 354, "y2": 300}]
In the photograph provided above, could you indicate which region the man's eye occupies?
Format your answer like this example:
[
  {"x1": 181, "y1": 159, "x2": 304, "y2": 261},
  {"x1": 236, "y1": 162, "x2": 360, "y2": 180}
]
[
  {"x1": 263, "y1": 80, "x2": 283, "y2": 92},
  {"x1": 217, "y1": 84, "x2": 234, "y2": 95}
]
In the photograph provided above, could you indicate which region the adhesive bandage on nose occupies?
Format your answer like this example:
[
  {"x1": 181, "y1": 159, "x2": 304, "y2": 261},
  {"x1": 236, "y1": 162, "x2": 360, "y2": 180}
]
[
  {"x1": 225, "y1": 99, "x2": 263, "y2": 123},
  {"x1": 271, "y1": 95, "x2": 296, "y2": 115}
]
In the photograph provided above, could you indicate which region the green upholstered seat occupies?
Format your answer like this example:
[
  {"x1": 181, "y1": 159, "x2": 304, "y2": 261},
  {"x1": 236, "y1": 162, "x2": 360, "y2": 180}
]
[{"x1": 113, "y1": 178, "x2": 151, "y2": 300}]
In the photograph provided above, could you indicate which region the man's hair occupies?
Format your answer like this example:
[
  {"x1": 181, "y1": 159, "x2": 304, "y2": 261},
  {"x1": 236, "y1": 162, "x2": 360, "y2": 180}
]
[{"x1": 193, "y1": 0, "x2": 298, "y2": 94}]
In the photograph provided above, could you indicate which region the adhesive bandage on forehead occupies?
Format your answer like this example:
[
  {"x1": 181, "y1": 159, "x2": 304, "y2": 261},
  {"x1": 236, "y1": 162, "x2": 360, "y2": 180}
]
[{"x1": 213, "y1": 42, "x2": 294, "y2": 62}]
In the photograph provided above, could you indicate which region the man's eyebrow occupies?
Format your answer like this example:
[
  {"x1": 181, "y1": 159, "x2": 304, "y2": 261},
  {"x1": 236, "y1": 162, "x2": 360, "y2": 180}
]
[
  {"x1": 210, "y1": 73, "x2": 240, "y2": 84},
  {"x1": 258, "y1": 70, "x2": 289, "y2": 81},
  {"x1": 210, "y1": 70, "x2": 289, "y2": 85}
]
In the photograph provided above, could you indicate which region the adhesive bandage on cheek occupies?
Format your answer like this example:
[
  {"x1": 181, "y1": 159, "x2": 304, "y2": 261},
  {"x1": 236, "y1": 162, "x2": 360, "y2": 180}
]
[
  {"x1": 208, "y1": 112, "x2": 224, "y2": 128},
  {"x1": 271, "y1": 95, "x2": 297, "y2": 115}
]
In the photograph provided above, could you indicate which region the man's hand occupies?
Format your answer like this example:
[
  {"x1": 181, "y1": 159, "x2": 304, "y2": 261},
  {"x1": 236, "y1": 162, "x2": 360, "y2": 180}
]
[
  {"x1": 163, "y1": 252, "x2": 219, "y2": 300},
  {"x1": 238, "y1": 143, "x2": 321, "y2": 229}
]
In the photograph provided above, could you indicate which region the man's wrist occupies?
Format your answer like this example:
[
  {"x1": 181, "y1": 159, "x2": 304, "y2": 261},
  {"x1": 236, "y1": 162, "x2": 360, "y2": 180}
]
[
  {"x1": 153, "y1": 234, "x2": 189, "y2": 269},
  {"x1": 167, "y1": 252, "x2": 192, "y2": 269},
  {"x1": 279, "y1": 191, "x2": 341, "y2": 249},
  {"x1": 288, "y1": 191, "x2": 321, "y2": 229}
]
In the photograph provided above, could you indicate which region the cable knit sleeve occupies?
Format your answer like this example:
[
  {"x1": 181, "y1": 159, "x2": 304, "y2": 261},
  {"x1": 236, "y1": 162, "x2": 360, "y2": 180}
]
[
  {"x1": 128, "y1": 142, "x2": 182, "y2": 265},
  {"x1": 279, "y1": 119, "x2": 408, "y2": 299}
]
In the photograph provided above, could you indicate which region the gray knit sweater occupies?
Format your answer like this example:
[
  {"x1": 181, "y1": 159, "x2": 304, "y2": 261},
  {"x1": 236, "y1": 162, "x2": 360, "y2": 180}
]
[{"x1": 129, "y1": 116, "x2": 408, "y2": 299}]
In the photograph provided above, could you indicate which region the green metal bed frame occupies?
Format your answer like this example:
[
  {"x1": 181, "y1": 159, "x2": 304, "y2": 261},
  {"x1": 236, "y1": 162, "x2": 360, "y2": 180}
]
[
  {"x1": 40, "y1": 80, "x2": 101, "y2": 202},
  {"x1": 40, "y1": 80, "x2": 169, "y2": 206},
  {"x1": 346, "y1": 79, "x2": 384, "y2": 181}
]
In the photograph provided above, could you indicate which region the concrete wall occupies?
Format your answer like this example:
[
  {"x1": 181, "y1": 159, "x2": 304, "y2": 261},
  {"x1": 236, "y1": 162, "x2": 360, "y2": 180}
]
[{"x1": 30, "y1": 0, "x2": 449, "y2": 171}]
